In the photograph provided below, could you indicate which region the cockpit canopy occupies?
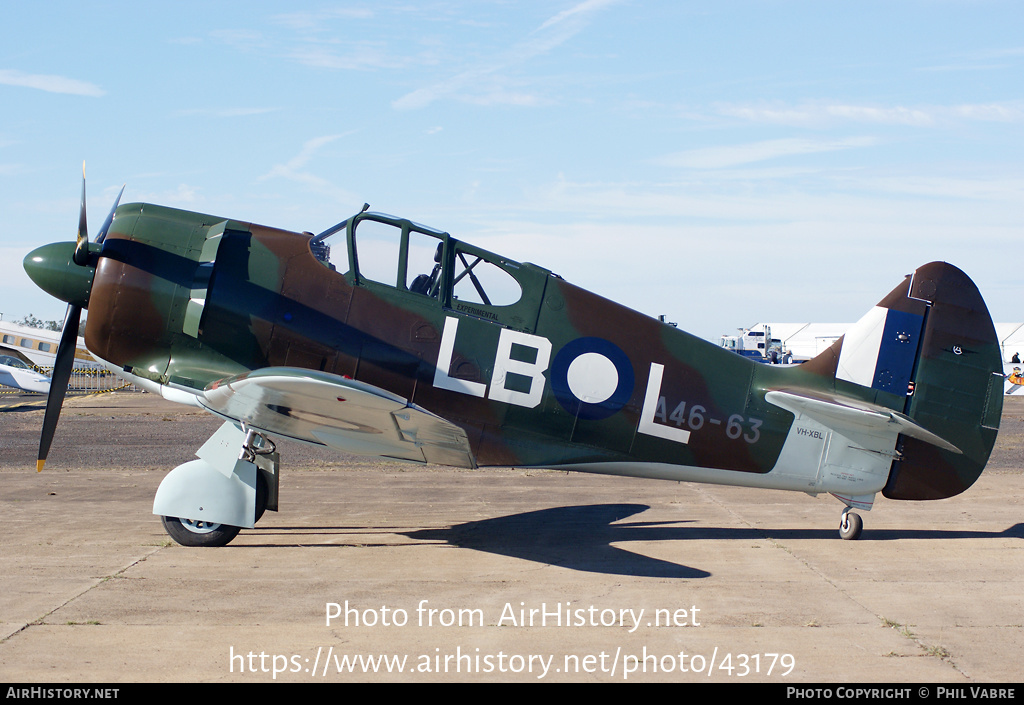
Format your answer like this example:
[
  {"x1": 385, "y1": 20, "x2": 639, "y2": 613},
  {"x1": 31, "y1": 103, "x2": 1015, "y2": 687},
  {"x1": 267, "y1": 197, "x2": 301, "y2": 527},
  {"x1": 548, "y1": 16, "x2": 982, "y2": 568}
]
[
  {"x1": 0, "y1": 354, "x2": 38, "y2": 371},
  {"x1": 310, "y1": 210, "x2": 552, "y2": 331}
]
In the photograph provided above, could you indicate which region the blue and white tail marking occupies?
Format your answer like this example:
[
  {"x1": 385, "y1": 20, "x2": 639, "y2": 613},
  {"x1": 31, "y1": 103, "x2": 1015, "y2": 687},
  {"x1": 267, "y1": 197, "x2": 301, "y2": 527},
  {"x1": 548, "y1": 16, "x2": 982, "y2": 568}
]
[{"x1": 836, "y1": 306, "x2": 924, "y2": 395}]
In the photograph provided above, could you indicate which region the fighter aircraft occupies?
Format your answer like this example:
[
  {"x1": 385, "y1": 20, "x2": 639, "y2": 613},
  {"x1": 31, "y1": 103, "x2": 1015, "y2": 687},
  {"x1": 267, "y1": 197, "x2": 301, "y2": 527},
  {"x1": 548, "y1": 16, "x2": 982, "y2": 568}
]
[
  {"x1": 23, "y1": 170, "x2": 1003, "y2": 547},
  {"x1": 0, "y1": 353, "x2": 51, "y2": 394}
]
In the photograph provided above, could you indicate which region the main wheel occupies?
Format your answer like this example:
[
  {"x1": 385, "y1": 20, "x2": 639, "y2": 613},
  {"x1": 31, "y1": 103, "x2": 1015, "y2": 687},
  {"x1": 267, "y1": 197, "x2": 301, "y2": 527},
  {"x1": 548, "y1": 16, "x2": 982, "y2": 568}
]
[
  {"x1": 161, "y1": 515, "x2": 241, "y2": 547},
  {"x1": 839, "y1": 511, "x2": 863, "y2": 540}
]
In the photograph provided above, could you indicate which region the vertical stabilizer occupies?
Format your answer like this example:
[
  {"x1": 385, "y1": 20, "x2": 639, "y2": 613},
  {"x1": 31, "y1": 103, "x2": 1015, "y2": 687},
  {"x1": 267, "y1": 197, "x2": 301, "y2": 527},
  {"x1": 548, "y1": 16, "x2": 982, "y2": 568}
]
[{"x1": 802, "y1": 262, "x2": 1002, "y2": 500}]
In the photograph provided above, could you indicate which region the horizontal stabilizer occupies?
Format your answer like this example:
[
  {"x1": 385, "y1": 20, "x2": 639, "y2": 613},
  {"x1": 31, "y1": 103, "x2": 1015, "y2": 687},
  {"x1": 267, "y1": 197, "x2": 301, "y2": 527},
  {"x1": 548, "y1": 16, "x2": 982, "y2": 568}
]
[
  {"x1": 201, "y1": 367, "x2": 476, "y2": 468},
  {"x1": 765, "y1": 389, "x2": 961, "y2": 455}
]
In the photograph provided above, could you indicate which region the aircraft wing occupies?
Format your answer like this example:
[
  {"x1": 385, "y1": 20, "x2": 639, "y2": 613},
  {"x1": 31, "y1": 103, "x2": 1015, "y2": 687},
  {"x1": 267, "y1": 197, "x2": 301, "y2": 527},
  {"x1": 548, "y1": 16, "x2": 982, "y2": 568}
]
[
  {"x1": 765, "y1": 389, "x2": 962, "y2": 454},
  {"x1": 200, "y1": 367, "x2": 476, "y2": 468}
]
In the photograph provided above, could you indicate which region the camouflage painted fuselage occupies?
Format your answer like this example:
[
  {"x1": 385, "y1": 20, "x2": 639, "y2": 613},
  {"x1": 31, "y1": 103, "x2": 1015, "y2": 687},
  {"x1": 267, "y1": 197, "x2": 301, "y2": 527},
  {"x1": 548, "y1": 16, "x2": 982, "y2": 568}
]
[{"x1": 82, "y1": 204, "x2": 1002, "y2": 502}]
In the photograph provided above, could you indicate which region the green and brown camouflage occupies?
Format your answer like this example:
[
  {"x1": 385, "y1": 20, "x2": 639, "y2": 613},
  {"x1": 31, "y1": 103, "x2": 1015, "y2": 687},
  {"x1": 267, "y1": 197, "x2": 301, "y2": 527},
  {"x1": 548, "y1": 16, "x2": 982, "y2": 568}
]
[{"x1": 24, "y1": 198, "x2": 1003, "y2": 545}]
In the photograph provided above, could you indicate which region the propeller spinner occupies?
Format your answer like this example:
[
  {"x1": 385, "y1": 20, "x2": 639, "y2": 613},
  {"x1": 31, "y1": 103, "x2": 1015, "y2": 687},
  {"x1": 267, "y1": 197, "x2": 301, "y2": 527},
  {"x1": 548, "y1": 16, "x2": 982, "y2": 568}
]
[{"x1": 23, "y1": 165, "x2": 123, "y2": 471}]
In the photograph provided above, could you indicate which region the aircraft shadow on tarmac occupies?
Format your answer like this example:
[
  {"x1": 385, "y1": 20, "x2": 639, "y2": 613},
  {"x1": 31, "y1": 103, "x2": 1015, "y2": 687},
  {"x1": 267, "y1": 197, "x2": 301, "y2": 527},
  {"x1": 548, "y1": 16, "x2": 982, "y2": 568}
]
[
  {"x1": 250, "y1": 504, "x2": 709, "y2": 578},
  {"x1": 403, "y1": 504, "x2": 711, "y2": 578},
  {"x1": 245, "y1": 504, "x2": 1024, "y2": 578}
]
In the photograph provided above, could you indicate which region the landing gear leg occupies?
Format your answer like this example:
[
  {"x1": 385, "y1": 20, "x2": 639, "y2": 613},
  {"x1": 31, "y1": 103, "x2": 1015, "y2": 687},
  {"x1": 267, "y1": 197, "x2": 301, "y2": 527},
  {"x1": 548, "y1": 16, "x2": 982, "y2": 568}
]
[
  {"x1": 839, "y1": 507, "x2": 863, "y2": 540},
  {"x1": 154, "y1": 422, "x2": 279, "y2": 547}
]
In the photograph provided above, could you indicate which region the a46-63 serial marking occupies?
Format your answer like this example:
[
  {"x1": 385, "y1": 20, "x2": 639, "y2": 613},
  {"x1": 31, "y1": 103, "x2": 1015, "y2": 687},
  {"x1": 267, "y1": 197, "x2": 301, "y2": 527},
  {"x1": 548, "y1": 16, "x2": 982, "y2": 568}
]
[{"x1": 651, "y1": 397, "x2": 762, "y2": 444}]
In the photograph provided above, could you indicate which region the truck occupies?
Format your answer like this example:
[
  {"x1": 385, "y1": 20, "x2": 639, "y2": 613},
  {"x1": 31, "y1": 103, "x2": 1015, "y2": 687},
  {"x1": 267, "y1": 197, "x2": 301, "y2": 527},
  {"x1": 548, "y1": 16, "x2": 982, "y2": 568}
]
[{"x1": 719, "y1": 325, "x2": 795, "y2": 364}]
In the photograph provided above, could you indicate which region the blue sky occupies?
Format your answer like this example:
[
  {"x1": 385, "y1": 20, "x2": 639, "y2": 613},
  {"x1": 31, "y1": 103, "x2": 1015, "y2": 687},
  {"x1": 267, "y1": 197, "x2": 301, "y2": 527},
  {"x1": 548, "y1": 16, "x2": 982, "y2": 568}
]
[{"x1": 1, "y1": 1, "x2": 1021, "y2": 341}]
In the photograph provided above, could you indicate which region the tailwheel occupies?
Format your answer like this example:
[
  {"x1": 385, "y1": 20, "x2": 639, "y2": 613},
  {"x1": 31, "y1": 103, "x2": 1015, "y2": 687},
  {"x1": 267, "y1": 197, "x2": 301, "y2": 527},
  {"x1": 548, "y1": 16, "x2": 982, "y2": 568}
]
[
  {"x1": 161, "y1": 516, "x2": 241, "y2": 547},
  {"x1": 839, "y1": 509, "x2": 863, "y2": 540}
]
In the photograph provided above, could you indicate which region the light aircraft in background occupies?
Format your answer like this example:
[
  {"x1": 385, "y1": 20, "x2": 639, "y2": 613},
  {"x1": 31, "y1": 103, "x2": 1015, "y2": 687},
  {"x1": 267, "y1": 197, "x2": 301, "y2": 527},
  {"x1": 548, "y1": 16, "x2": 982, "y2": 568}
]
[
  {"x1": 22, "y1": 169, "x2": 1003, "y2": 546},
  {"x1": 0, "y1": 353, "x2": 50, "y2": 394}
]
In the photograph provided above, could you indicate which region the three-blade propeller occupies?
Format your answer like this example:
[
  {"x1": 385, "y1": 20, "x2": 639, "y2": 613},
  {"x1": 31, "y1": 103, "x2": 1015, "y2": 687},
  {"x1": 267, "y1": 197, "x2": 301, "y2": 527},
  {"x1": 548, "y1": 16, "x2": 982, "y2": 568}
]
[{"x1": 36, "y1": 165, "x2": 123, "y2": 471}]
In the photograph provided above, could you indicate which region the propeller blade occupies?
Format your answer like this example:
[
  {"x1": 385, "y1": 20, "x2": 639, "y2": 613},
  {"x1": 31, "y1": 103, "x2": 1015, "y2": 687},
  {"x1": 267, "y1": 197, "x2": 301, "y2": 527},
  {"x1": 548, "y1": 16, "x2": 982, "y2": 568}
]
[
  {"x1": 74, "y1": 163, "x2": 90, "y2": 265},
  {"x1": 95, "y1": 184, "x2": 125, "y2": 244},
  {"x1": 37, "y1": 304, "x2": 81, "y2": 472}
]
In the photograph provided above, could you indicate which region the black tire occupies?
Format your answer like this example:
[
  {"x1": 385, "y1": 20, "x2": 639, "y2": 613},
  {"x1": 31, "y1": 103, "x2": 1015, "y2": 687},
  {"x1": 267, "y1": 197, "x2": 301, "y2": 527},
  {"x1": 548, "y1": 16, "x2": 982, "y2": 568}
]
[
  {"x1": 839, "y1": 512, "x2": 863, "y2": 540},
  {"x1": 161, "y1": 515, "x2": 241, "y2": 547}
]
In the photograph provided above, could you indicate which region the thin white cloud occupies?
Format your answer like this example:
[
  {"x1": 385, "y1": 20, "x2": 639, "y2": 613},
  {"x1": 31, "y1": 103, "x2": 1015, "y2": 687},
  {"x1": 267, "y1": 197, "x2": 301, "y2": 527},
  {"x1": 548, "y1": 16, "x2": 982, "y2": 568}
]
[
  {"x1": 0, "y1": 69, "x2": 104, "y2": 97},
  {"x1": 260, "y1": 135, "x2": 358, "y2": 203},
  {"x1": 278, "y1": 135, "x2": 345, "y2": 172},
  {"x1": 208, "y1": 29, "x2": 268, "y2": 50},
  {"x1": 264, "y1": 9, "x2": 427, "y2": 72},
  {"x1": 175, "y1": 107, "x2": 281, "y2": 118},
  {"x1": 653, "y1": 137, "x2": 879, "y2": 170},
  {"x1": 126, "y1": 184, "x2": 202, "y2": 208},
  {"x1": 950, "y1": 103, "x2": 1024, "y2": 122},
  {"x1": 864, "y1": 175, "x2": 1024, "y2": 202},
  {"x1": 393, "y1": 71, "x2": 481, "y2": 111},
  {"x1": 393, "y1": 0, "x2": 623, "y2": 110},
  {"x1": 718, "y1": 101, "x2": 1024, "y2": 127},
  {"x1": 460, "y1": 90, "x2": 546, "y2": 107},
  {"x1": 272, "y1": 8, "x2": 374, "y2": 31},
  {"x1": 984, "y1": 47, "x2": 1024, "y2": 58},
  {"x1": 538, "y1": 0, "x2": 621, "y2": 31},
  {"x1": 288, "y1": 43, "x2": 410, "y2": 71}
]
